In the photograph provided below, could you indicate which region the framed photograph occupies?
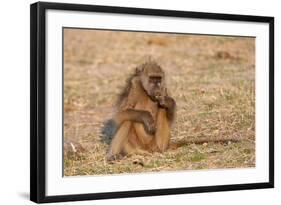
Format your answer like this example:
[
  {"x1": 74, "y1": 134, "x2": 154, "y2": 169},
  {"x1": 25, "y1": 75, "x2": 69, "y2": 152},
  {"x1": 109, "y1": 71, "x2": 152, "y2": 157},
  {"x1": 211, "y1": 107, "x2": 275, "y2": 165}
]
[{"x1": 30, "y1": 1, "x2": 274, "y2": 203}]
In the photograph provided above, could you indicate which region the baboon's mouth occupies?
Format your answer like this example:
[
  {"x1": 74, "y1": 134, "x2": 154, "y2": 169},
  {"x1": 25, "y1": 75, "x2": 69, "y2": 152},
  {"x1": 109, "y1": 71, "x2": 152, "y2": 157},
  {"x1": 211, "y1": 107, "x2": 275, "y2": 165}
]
[
  {"x1": 153, "y1": 92, "x2": 162, "y2": 100},
  {"x1": 149, "y1": 95, "x2": 157, "y2": 101},
  {"x1": 147, "y1": 94, "x2": 158, "y2": 102},
  {"x1": 143, "y1": 87, "x2": 160, "y2": 102}
]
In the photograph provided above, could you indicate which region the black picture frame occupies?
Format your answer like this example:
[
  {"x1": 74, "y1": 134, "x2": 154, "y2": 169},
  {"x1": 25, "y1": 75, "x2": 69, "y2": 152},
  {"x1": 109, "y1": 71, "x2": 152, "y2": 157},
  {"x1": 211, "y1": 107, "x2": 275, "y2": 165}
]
[{"x1": 30, "y1": 1, "x2": 274, "y2": 203}]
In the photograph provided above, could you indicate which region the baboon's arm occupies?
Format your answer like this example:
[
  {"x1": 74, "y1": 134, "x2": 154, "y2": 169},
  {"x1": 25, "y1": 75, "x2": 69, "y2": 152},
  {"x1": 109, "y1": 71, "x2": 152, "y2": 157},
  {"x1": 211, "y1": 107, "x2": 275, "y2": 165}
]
[
  {"x1": 107, "y1": 109, "x2": 156, "y2": 139},
  {"x1": 164, "y1": 96, "x2": 176, "y2": 122},
  {"x1": 114, "y1": 109, "x2": 145, "y2": 124},
  {"x1": 156, "y1": 95, "x2": 176, "y2": 123},
  {"x1": 154, "y1": 108, "x2": 171, "y2": 152}
]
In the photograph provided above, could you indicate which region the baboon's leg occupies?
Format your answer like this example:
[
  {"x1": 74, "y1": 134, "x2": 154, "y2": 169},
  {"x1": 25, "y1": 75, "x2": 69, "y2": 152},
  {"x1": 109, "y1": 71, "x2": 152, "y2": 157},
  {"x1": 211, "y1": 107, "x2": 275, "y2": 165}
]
[
  {"x1": 107, "y1": 121, "x2": 131, "y2": 160},
  {"x1": 123, "y1": 141, "x2": 152, "y2": 156},
  {"x1": 133, "y1": 123, "x2": 154, "y2": 145},
  {"x1": 154, "y1": 108, "x2": 170, "y2": 152}
]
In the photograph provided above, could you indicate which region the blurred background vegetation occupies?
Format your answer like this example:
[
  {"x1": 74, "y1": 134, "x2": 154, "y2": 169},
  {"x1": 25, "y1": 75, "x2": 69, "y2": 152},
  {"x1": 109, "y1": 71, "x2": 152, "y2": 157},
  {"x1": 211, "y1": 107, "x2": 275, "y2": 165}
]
[{"x1": 63, "y1": 28, "x2": 255, "y2": 176}]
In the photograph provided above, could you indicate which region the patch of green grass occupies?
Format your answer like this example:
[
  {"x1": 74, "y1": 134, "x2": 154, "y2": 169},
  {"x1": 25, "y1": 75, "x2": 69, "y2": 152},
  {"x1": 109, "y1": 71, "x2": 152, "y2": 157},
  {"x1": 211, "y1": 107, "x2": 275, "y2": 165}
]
[{"x1": 190, "y1": 152, "x2": 206, "y2": 162}]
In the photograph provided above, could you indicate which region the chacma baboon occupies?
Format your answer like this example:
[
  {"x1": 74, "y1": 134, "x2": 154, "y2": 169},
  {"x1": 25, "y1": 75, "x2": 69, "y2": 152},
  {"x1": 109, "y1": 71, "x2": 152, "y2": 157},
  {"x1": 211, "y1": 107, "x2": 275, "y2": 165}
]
[
  {"x1": 104, "y1": 60, "x2": 241, "y2": 161},
  {"x1": 105, "y1": 60, "x2": 176, "y2": 161}
]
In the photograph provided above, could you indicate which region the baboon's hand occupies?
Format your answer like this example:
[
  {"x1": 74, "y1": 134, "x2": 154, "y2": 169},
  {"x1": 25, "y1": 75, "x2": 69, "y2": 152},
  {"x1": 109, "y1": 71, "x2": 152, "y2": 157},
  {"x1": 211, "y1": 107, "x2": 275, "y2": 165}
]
[
  {"x1": 156, "y1": 95, "x2": 175, "y2": 109},
  {"x1": 155, "y1": 95, "x2": 166, "y2": 107},
  {"x1": 154, "y1": 87, "x2": 167, "y2": 105},
  {"x1": 140, "y1": 111, "x2": 156, "y2": 135}
]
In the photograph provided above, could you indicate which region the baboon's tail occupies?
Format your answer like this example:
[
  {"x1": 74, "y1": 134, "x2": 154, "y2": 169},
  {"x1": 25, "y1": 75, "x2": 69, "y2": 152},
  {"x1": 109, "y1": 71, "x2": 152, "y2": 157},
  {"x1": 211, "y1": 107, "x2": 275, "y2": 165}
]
[{"x1": 169, "y1": 135, "x2": 242, "y2": 149}]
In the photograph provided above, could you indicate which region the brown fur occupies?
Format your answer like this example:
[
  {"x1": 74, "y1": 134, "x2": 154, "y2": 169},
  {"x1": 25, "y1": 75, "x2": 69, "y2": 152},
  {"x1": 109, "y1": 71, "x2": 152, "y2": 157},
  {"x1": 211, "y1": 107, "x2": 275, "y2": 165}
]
[
  {"x1": 106, "y1": 60, "x2": 176, "y2": 161},
  {"x1": 105, "y1": 60, "x2": 241, "y2": 161}
]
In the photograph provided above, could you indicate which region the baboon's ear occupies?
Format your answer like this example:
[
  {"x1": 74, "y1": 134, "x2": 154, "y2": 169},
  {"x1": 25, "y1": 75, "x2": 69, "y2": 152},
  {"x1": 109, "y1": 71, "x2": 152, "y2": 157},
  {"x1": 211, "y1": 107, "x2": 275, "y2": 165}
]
[{"x1": 135, "y1": 65, "x2": 144, "y2": 75}]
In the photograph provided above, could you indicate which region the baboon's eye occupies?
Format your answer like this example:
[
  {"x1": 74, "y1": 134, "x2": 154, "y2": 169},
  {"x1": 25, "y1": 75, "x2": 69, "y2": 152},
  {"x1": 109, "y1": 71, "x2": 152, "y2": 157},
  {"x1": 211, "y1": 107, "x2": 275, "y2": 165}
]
[{"x1": 149, "y1": 76, "x2": 162, "y2": 84}]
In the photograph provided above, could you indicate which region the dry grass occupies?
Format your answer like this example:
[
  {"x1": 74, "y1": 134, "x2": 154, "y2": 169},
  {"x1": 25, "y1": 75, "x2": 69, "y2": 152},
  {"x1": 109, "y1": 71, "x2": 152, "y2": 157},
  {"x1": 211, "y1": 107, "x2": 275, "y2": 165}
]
[{"x1": 63, "y1": 28, "x2": 255, "y2": 176}]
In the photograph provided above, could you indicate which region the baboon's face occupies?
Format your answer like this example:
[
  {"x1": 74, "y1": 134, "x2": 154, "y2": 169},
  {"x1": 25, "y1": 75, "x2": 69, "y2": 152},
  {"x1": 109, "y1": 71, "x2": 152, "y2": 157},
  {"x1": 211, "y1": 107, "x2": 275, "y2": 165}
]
[{"x1": 140, "y1": 65, "x2": 165, "y2": 101}]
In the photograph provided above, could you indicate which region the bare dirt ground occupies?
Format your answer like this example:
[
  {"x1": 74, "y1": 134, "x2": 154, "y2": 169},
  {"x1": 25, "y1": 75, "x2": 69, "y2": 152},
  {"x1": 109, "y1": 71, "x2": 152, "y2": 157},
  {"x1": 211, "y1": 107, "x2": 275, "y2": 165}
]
[{"x1": 63, "y1": 28, "x2": 255, "y2": 176}]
